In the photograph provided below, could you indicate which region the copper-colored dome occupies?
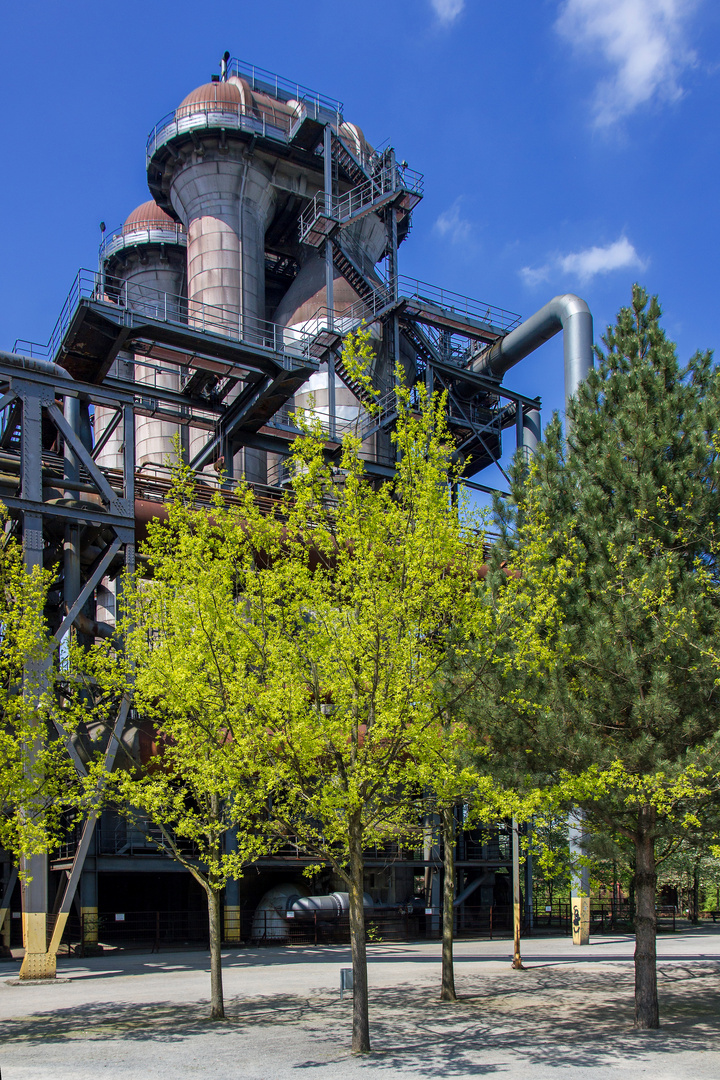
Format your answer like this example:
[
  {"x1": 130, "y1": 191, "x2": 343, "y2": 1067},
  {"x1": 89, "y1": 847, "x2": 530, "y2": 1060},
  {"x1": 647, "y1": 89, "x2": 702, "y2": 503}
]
[
  {"x1": 177, "y1": 81, "x2": 241, "y2": 114},
  {"x1": 123, "y1": 201, "x2": 178, "y2": 232}
]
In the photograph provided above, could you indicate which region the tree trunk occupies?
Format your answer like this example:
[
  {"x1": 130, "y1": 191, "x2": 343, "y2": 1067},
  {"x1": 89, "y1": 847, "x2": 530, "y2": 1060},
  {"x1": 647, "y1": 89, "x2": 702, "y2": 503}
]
[
  {"x1": 207, "y1": 885, "x2": 225, "y2": 1020},
  {"x1": 348, "y1": 811, "x2": 370, "y2": 1054},
  {"x1": 692, "y1": 862, "x2": 700, "y2": 924},
  {"x1": 440, "y1": 804, "x2": 457, "y2": 1001},
  {"x1": 633, "y1": 805, "x2": 658, "y2": 1030}
]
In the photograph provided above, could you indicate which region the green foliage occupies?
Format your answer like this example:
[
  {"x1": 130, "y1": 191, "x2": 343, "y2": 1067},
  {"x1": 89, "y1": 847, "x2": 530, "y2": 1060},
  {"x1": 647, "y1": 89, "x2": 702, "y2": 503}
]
[
  {"x1": 82, "y1": 461, "x2": 278, "y2": 896},
  {"x1": 248, "y1": 364, "x2": 491, "y2": 875},
  {"x1": 0, "y1": 516, "x2": 80, "y2": 864},
  {"x1": 487, "y1": 285, "x2": 720, "y2": 840}
]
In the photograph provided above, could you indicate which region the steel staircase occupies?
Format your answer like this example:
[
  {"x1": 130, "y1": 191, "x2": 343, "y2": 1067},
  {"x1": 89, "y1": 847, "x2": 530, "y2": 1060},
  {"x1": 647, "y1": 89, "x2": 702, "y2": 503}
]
[
  {"x1": 331, "y1": 132, "x2": 372, "y2": 187},
  {"x1": 331, "y1": 234, "x2": 386, "y2": 308},
  {"x1": 400, "y1": 319, "x2": 441, "y2": 369},
  {"x1": 299, "y1": 166, "x2": 424, "y2": 249}
]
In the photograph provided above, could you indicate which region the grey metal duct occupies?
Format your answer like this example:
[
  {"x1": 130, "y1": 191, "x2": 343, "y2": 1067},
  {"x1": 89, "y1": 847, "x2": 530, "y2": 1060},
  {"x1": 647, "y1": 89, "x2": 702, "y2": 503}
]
[
  {"x1": 472, "y1": 294, "x2": 593, "y2": 413},
  {"x1": 291, "y1": 891, "x2": 374, "y2": 916},
  {"x1": 1, "y1": 350, "x2": 74, "y2": 382}
]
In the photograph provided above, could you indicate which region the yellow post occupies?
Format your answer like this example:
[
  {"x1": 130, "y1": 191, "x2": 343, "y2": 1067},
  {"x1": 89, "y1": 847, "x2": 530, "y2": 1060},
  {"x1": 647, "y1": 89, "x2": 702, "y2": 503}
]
[
  {"x1": 0, "y1": 908, "x2": 10, "y2": 952},
  {"x1": 224, "y1": 904, "x2": 241, "y2": 943},
  {"x1": 571, "y1": 896, "x2": 590, "y2": 946},
  {"x1": 19, "y1": 853, "x2": 55, "y2": 980},
  {"x1": 20, "y1": 913, "x2": 56, "y2": 980},
  {"x1": 569, "y1": 810, "x2": 590, "y2": 946},
  {"x1": 81, "y1": 907, "x2": 99, "y2": 947}
]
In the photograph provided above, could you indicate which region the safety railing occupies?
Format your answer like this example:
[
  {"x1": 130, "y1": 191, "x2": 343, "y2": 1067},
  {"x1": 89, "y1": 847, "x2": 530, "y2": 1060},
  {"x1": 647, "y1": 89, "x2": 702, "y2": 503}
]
[
  {"x1": 399, "y1": 276, "x2": 521, "y2": 336},
  {"x1": 147, "y1": 100, "x2": 296, "y2": 164},
  {"x1": 100, "y1": 221, "x2": 186, "y2": 261},
  {"x1": 38, "y1": 898, "x2": 691, "y2": 957},
  {"x1": 14, "y1": 269, "x2": 322, "y2": 373},
  {"x1": 299, "y1": 291, "x2": 395, "y2": 341},
  {"x1": 147, "y1": 59, "x2": 343, "y2": 167},
  {"x1": 327, "y1": 166, "x2": 423, "y2": 226},
  {"x1": 299, "y1": 166, "x2": 424, "y2": 245},
  {"x1": 226, "y1": 57, "x2": 343, "y2": 119},
  {"x1": 45, "y1": 904, "x2": 512, "y2": 956}
]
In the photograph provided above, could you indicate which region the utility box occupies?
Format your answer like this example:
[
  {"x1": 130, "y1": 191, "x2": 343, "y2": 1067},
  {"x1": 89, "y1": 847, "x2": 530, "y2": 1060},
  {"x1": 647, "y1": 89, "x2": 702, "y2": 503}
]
[{"x1": 340, "y1": 967, "x2": 353, "y2": 999}]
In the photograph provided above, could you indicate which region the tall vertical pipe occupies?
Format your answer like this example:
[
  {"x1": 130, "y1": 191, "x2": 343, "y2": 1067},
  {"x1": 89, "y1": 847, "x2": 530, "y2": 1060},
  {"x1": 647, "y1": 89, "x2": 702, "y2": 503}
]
[{"x1": 324, "y1": 125, "x2": 336, "y2": 439}]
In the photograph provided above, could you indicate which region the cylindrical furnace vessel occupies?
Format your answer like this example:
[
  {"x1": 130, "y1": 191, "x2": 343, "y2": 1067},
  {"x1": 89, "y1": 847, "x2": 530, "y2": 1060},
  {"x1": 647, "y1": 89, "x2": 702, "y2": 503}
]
[{"x1": 98, "y1": 201, "x2": 187, "y2": 471}]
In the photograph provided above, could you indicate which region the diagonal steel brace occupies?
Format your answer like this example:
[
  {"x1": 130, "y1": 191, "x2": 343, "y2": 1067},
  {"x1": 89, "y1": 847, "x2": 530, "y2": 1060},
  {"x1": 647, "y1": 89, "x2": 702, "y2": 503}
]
[
  {"x1": 47, "y1": 404, "x2": 117, "y2": 507},
  {"x1": 48, "y1": 693, "x2": 132, "y2": 956},
  {"x1": 53, "y1": 537, "x2": 122, "y2": 645}
]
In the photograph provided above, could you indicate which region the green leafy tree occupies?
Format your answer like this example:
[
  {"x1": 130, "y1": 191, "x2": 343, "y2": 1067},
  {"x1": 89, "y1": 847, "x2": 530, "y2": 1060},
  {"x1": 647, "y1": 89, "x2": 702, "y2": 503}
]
[
  {"x1": 486, "y1": 286, "x2": 720, "y2": 1029},
  {"x1": 84, "y1": 472, "x2": 277, "y2": 1020},
  {"x1": 0, "y1": 517, "x2": 79, "y2": 865},
  {"x1": 241, "y1": 348, "x2": 499, "y2": 1052}
]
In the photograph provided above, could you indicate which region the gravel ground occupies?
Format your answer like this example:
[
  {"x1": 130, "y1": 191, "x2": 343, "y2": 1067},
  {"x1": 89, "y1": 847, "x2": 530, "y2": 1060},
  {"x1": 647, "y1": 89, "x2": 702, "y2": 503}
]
[{"x1": 0, "y1": 929, "x2": 718, "y2": 1079}]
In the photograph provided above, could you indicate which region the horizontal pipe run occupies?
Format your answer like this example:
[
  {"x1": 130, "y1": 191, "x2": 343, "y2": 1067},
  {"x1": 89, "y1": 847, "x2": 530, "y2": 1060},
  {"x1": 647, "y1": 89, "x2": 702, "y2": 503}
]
[{"x1": 0, "y1": 350, "x2": 74, "y2": 382}]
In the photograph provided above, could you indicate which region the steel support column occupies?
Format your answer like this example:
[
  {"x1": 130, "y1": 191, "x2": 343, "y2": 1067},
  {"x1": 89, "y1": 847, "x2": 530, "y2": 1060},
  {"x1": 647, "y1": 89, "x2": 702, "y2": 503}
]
[{"x1": 19, "y1": 384, "x2": 54, "y2": 979}]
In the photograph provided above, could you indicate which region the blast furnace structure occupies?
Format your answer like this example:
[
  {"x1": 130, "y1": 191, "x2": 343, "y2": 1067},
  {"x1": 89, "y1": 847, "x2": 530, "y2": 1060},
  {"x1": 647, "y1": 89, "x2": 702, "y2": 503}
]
[{"x1": 0, "y1": 56, "x2": 593, "y2": 973}]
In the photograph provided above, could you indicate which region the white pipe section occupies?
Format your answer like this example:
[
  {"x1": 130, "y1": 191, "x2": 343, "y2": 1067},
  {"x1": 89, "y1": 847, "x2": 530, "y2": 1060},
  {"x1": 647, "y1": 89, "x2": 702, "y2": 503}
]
[{"x1": 473, "y1": 294, "x2": 593, "y2": 413}]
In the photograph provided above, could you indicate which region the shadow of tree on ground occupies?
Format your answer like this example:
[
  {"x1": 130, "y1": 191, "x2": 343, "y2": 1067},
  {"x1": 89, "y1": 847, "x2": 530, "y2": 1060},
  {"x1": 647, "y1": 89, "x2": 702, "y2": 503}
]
[{"x1": 1, "y1": 961, "x2": 718, "y2": 1076}]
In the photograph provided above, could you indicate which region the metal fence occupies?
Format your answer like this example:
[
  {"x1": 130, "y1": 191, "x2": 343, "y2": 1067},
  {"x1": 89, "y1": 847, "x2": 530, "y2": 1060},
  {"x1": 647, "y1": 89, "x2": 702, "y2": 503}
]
[
  {"x1": 47, "y1": 904, "x2": 508, "y2": 955},
  {"x1": 35, "y1": 897, "x2": 693, "y2": 957}
]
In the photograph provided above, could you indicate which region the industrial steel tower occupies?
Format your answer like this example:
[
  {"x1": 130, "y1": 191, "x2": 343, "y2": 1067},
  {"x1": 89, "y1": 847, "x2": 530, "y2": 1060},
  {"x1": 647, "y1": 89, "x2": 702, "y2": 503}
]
[{"x1": 0, "y1": 55, "x2": 593, "y2": 975}]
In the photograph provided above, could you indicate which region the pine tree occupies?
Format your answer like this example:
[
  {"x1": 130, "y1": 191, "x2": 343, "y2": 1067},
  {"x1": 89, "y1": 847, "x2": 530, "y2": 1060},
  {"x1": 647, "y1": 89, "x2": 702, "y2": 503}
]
[{"x1": 486, "y1": 285, "x2": 720, "y2": 1029}]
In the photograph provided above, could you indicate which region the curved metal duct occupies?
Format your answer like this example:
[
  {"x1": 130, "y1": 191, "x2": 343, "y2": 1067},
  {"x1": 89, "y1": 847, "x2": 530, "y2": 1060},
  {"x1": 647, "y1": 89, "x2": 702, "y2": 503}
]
[
  {"x1": 472, "y1": 293, "x2": 593, "y2": 413},
  {"x1": 291, "y1": 891, "x2": 374, "y2": 916}
]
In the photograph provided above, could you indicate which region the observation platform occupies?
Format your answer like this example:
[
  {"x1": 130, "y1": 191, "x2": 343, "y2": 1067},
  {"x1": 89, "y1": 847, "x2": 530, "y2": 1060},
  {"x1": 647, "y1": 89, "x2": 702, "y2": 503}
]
[
  {"x1": 146, "y1": 57, "x2": 345, "y2": 194},
  {"x1": 99, "y1": 221, "x2": 186, "y2": 262},
  {"x1": 15, "y1": 269, "x2": 320, "y2": 398}
]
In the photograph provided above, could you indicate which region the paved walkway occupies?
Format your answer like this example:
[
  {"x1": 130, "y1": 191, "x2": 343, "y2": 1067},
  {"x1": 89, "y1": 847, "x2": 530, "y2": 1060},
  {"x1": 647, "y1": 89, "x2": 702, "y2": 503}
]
[{"x1": 1, "y1": 929, "x2": 718, "y2": 1078}]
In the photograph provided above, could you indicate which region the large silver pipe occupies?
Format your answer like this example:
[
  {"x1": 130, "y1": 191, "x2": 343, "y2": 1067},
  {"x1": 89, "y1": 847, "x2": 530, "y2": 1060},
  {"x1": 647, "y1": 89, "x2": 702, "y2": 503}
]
[
  {"x1": 473, "y1": 294, "x2": 593, "y2": 413},
  {"x1": 291, "y1": 891, "x2": 374, "y2": 915},
  {"x1": 0, "y1": 350, "x2": 74, "y2": 382}
]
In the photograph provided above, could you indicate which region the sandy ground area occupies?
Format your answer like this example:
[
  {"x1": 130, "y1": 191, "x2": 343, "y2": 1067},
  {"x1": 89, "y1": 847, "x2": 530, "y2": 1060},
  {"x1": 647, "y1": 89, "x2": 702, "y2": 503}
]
[{"x1": 0, "y1": 928, "x2": 718, "y2": 1079}]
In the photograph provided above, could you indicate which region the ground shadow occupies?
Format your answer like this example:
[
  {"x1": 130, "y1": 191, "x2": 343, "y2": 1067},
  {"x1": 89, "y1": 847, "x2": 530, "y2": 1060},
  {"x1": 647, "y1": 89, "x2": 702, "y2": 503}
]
[{"x1": 0, "y1": 962, "x2": 718, "y2": 1077}]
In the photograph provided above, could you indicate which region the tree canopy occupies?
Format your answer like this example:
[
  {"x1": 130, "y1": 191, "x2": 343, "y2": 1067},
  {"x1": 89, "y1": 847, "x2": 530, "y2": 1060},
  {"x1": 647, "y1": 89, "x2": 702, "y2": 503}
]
[{"x1": 484, "y1": 285, "x2": 720, "y2": 1028}]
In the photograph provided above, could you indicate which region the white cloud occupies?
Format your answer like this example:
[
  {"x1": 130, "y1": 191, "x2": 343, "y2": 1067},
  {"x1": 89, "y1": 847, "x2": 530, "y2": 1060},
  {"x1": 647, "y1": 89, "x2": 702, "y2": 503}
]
[
  {"x1": 434, "y1": 198, "x2": 472, "y2": 245},
  {"x1": 556, "y1": 0, "x2": 698, "y2": 126},
  {"x1": 521, "y1": 236, "x2": 647, "y2": 286},
  {"x1": 560, "y1": 237, "x2": 646, "y2": 282},
  {"x1": 520, "y1": 263, "x2": 553, "y2": 288},
  {"x1": 430, "y1": 0, "x2": 465, "y2": 25}
]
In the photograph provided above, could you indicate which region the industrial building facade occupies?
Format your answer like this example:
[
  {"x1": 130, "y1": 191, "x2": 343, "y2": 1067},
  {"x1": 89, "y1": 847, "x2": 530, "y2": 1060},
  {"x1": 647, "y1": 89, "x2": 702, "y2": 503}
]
[{"x1": 0, "y1": 56, "x2": 592, "y2": 971}]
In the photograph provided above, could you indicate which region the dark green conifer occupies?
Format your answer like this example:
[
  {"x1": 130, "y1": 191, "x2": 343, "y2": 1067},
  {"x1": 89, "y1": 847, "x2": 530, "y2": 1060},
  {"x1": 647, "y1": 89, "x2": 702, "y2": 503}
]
[{"x1": 487, "y1": 285, "x2": 720, "y2": 1029}]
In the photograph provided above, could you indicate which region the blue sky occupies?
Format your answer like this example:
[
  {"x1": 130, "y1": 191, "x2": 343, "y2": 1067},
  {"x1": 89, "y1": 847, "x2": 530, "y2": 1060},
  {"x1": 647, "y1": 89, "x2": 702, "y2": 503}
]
[{"x1": 1, "y1": 0, "x2": 718, "y2": 489}]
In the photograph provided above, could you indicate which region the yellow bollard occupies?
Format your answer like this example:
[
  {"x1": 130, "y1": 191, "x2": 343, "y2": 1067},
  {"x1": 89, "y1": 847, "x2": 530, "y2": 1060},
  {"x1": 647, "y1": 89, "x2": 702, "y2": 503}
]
[{"x1": 571, "y1": 896, "x2": 590, "y2": 945}]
